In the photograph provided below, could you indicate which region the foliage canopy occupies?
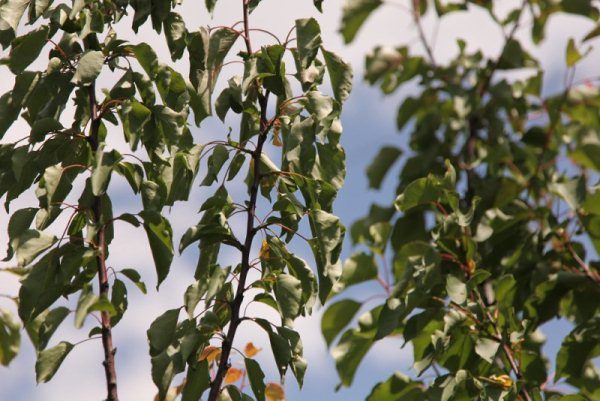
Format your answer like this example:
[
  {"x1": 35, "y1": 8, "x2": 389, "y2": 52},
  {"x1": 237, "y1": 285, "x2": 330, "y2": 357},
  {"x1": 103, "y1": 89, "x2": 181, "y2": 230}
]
[
  {"x1": 324, "y1": 1, "x2": 600, "y2": 401},
  {"x1": 1, "y1": 1, "x2": 600, "y2": 401}
]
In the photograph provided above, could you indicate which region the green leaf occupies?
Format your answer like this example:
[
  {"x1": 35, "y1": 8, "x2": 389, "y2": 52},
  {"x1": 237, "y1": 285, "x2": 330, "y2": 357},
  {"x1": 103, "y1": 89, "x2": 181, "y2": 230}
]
[
  {"x1": 119, "y1": 268, "x2": 147, "y2": 294},
  {"x1": 37, "y1": 307, "x2": 70, "y2": 351},
  {"x1": 205, "y1": 0, "x2": 217, "y2": 13},
  {"x1": 18, "y1": 246, "x2": 89, "y2": 322},
  {"x1": 274, "y1": 274, "x2": 303, "y2": 324},
  {"x1": 446, "y1": 275, "x2": 467, "y2": 305},
  {"x1": 0, "y1": 309, "x2": 20, "y2": 366},
  {"x1": 333, "y1": 328, "x2": 373, "y2": 387},
  {"x1": 109, "y1": 70, "x2": 135, "y2": 99},
  {"x1": 340, "y1": 0, "x2": 383, "y2": 43},
  {"x1": 116, "y1": 162, "x2": 145, "y2": 193},
  {"x1": 566, "y1": 38, "x2": 582, "y2": 66},
  {"x1": 556, "y1": 318, "x2": 600, "y2": 380},
  {"x1": 366, "y1": 373, "x2": 426, "y2": 401},
  {"x1": 366, "y1": 146, "x2": 402, "y2": 189},
  {"x1": 0, "y1": 92, "x2": 20, "y2": 138},
  {"x1": 313, "y1": 0, "x2": 323, "y2": 12},
  {"x1": 147, "y1": 308, "x2": 180, "y2": 356},
  {"x1": 181, "y1": 360, "x2": 210, "y2": 401},
  {"x1": 14, "y1": 229, "x2": 56, "y2": 267},
  {"x1": 549, "y1": 178, "x2": 585, "y2": 211},
  {"x1": 74, "y1": 286, "x2": 98, "y2": 329},
  {"x1": 132, "y1": 43, "x2": 159, "y2": 79},
  {"x1": 375, "y1": 298, "x2": 402, "y2": 340},
  {"x1": 30, "y1": 118, "x2": 63, "y2": 143},
  {"x1": 6, "y1": 26, "x2": 48, "y2": 74},
  {"x1": 92, "y1": 149, "x2": 122, "y2": 196},
  {"x1": 184, "y1": 280, "x2": 206, "y2": 318},
  {"x1": 268, "y1": 329, "x2": 292, "y2": 377},
  {"x1": 322, "y1": 299, "x2": 361, "y2": 347},
  {"x1": 0, "y1": 0, "x2": 29, "y2": 47},
  {"x1": 71, "y1": 50, "x2": 105, "y2": 85},
  {"x1": 35, "y1": 341, "x2": 74, "y2": 383},
  {"x1": 245, "y1": 358, "x2": 266, "y2": 401},
  {"x1": 4, "y1": 207, "x2": 37, "y2": 261},
  {"x1": 140, "y1": 211, "x2": 174, "y2": 289},
  {"x1": 322, "y1": 48, "x2": 353, "y2": 102},
  {"x1": 394, "y1": 171, "x2": 452, "y2": 212},
  {"x1": 338, "y1": 252, "x2": 378, "y2": 290},
  {"x1": 296, "y1": 18, "x2": 322, "y2": 70},
  {"x1": 164, "y1": 12, "x2": 187, "y2": 61},
  {"x1": 475, "y1": 337, "x2": 500, "y2": 364},
  {"x1": 308, "y1": 210, "x2": 345, "y2": 302}
]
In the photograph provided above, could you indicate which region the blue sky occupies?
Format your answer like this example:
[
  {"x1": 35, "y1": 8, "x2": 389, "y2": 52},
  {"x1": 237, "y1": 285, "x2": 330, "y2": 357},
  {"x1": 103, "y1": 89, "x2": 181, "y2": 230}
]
[{"x1": 1, "y1": 1, "x2": 599, "y2": 400}]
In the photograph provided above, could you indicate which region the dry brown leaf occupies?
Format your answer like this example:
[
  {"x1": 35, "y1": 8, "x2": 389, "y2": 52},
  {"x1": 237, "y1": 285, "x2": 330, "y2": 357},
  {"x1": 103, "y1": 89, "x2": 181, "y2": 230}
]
[
  {"x1": 272, "y1": 129, "x2": 282, "y2": 147},
  {"x1": 224, "y1": 367, "x2": 244, "y2": 384},
  {"x1": 198, "y1": 346, "x2": 221, "y2": 363},
  {"x1": 265, "y1": 383, "x2": 285, "y2": 401},
  {"x1": 244, "y1": 342, "x2": 262, "y2": 357}
]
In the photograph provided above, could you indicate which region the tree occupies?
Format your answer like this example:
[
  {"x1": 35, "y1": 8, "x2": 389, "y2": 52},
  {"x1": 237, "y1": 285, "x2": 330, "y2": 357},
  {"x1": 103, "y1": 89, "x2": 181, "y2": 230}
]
[
  {"x1": 324, "y1": 1, "x2": 600, "y2": 400},
  {"x1": 3, "y1": 1, "x2": 600, "y2": 400},
  {"x1": 0, "y1": 1, "x2": 350, "y2": 400}
]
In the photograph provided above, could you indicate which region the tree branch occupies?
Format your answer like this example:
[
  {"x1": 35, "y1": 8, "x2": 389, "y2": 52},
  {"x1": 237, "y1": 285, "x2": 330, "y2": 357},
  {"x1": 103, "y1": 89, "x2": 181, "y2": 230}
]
[
  {"x1": 88, "y1": 82, "x2": 119, "y2": 401},
  {"x1": 207, "y1": 3, "x2": 269, "y2": 399}
]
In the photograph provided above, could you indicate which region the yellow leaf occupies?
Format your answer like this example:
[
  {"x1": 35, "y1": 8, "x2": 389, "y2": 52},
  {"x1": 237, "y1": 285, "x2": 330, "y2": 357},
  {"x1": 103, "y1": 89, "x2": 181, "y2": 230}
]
[
  {"x1": 259, "y1": 239, "x2": 270, "y2": 260},
  {"x1": 224, "y1": 367, "x2": 243, "y2": 384},
  {"x1": 489, "y1": 374, "x2": 513, "y2": 389},
  {"x1": 265, "y1": 383, "x2": 285, "y2": 401},
  {"x1": 199, "y1": 346, "x2": 221, "y2": 364},
  {"x1": 466, "y1": 259, "x2": 476, "y2": 275},
  {"x1": 244, "y1": 342, "x2": 262, "y2": 357}
]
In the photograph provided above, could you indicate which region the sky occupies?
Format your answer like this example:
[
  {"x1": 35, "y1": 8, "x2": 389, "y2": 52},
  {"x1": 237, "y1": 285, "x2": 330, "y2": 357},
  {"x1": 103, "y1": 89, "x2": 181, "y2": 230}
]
[{"x1": 1, "y1": 1, "x2": 599, "y2": 400}]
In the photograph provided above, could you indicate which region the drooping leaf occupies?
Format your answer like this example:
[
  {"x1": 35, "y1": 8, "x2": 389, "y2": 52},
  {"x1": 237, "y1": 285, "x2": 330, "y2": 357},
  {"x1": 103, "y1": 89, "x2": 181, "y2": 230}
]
[
  {"x1": 140, "y1": 211, "x2": 174, "y2": 288},
  {"x1": 245, "y1": 357, "x2": 266, "y2": 401},
  {"x1": 340, "y1": 0, "x2": 383, "y2": 43},
  {"x1": 0, "y1": 309, "x2": 20, "y2": 366},
  {"x1": 366, "y1": 146, "x2": 402, "y2": 189},
  {"x1": 321, "y1": 48, "x2": 353, "y2": 102},
  {"x1": 6, "y1": 26, "x2": 48, "y2": 74},
  {"x1": 296, "y1": 18, "x2": 322, "y2": 70},
  {"x1": 322, "y1": 299, "x2": 361, "y2": 347},
  {"x1": 147, "y1": 308, "x2": 180, "y2": 356},
  {"x1": 35, "y1": 341, "x2": 74, "y2": 383}
]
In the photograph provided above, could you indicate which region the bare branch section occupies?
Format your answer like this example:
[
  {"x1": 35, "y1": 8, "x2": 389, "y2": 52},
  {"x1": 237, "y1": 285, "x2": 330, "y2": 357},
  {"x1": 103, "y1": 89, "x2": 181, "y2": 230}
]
[{"x1": 88, "y1": 83, "x2": 119, "y2": 401}]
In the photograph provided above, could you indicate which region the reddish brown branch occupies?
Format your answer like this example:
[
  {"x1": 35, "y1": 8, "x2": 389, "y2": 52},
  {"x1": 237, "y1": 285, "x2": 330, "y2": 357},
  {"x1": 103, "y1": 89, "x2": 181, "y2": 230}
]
[
  {"x1": 88, "y1": 82, "x2": 119, "y2": 401},
  {"x1": 206, "y1": 2, "x2": 269, "y2": 398}
]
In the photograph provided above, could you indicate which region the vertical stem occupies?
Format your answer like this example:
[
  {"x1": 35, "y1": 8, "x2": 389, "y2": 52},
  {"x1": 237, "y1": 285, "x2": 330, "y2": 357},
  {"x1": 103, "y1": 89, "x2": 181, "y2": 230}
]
[
  {"x1": 207, "y1": 2, "x2": 268, "y2": 400},
  {"x1": 474, "y1": 290, "x2": 532, "y2": 401},
  {"x1": 411, "y1": 0, "x2": 436, "y2": 66},
  {"x1": 461, "y1": 5, "x2": 531, "y2": 400},
  {"x1": 88, "y1": 83, "x2": 120, "y2": 401}
]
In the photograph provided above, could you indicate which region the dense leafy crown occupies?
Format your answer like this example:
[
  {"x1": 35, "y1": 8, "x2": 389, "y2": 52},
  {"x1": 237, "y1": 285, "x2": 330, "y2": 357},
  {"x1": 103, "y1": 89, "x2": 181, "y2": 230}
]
[
  {"x1": 324, "y1": 1, "x2": 600, "y2": 401},
  {"x1": 0, "y1": 0, "x2": 351, "y2": 400}
]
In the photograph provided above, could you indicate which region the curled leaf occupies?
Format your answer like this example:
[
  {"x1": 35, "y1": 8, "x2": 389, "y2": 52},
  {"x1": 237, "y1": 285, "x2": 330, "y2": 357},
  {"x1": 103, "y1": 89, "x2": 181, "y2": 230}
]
[
  {"x1": 489, "y1": 374, "x2": 513, "y2": 390},
  {"x1": 224, "y1": 367, "x2": 243, "y2": 384},
  {"x1": 259, "y1": 239, "x2": 270, "y2": 260},
  {"x1": 244, "y1": 342, "x2": 262, "y2": 357},
  {"x1": 198, "y1": 346, "x2": 221, "y2": 364},
  {"x1": 265, "y1": 383, "x2": 285, "y2": 401}
]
